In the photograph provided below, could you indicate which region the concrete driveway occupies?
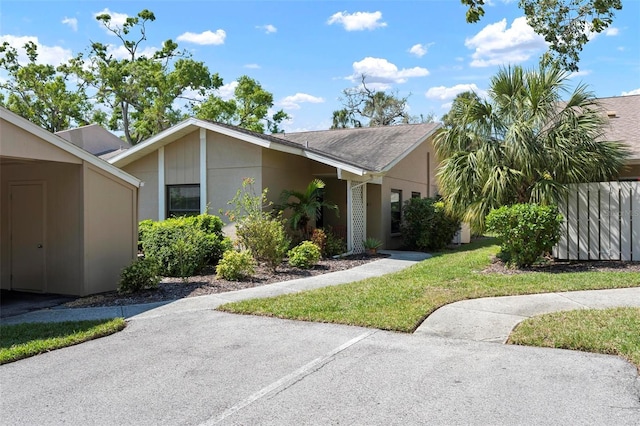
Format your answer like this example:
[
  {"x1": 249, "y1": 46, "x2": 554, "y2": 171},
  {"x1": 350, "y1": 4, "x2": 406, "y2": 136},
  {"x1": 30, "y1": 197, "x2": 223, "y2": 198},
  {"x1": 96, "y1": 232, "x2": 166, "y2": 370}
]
[{"x1": 2, "y1": 306, "x2": 639, "y2": 425}]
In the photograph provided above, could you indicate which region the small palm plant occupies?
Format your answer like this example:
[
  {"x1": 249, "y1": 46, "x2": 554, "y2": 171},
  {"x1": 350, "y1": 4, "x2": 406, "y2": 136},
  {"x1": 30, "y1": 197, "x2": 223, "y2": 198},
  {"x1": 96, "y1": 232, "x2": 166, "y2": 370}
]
[
  {"x1": 363, "y1": 237, "x2": 383, "y2": 255},
  {"x1": 277, "y1": 179, "x2": 338, "y2": 239}
]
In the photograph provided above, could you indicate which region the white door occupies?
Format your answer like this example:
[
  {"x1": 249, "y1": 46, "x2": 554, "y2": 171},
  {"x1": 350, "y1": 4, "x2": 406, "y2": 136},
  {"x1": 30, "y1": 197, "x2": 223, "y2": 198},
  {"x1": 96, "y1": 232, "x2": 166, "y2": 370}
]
[{"x1": 10, "y1": 182, "x2": 46, "y2": 292}]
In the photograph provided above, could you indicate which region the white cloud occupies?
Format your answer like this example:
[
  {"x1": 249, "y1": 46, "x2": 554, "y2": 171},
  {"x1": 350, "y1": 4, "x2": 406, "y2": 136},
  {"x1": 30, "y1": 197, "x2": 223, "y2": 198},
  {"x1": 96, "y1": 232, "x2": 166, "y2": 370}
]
[
  {"x1": 280, "y1": 93, "x2": 325, "y2": 110},
  {"x1": 425, "y1": 83, "x2": 485, "y2": 100},
  {"x1": 465, "y1": 17, "x2": 547, "y2": 67},
  {"x1": 244, "y1": 63, "x2": 261, "y2": 69},
  {"x1": 605, "y1": 27, "x2": 619, "y2": 36},
  {"x1": 568, "y1": 70, "x2": 592, "y2": 79},
  {"x1": 62, "y1": 17, "x2": 78, "y2": 32},
  {"x1": 94, "y1": 8, "x2": 129, "y2": 33},
  {"x1": 216, "y1": 81, "x2": 238, "y2": 100},
  {"x1": 257, "y1": 24, "x2": 277, "y2": 34},
  {"x1": 327, "y1": 11, "x2": 387, "y2": 31},
  {"x1": 408, "y1": 43, "x2": 428, "y2": 57},
  {"x1": 0, "y1": 35, "x2": 73, "y2": 66},
  {"x1": 622, "y1": 88, "x2": 640, "y2": 96},
  {"x1": 347, "y1": 57, "x2": 429, "y2": 88},
  {"x1": 177, "y1": 29, "x2": 226, "y2": 45}
]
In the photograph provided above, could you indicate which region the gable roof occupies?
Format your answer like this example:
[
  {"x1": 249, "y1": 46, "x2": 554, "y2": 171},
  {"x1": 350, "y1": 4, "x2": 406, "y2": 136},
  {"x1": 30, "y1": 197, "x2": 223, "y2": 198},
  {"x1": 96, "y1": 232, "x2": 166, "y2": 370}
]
[
  {"x1": 0, "y1": 107, "x2": 141, "y2": 187},
  {"x1": 280, "y1": 123, "x2": 441, "y2": 172},
  {"x1": 109, "y1": 118, "x2": 442, "y2": 176},
  {"x1": 56, "y1": 123, "x2": 132, "y2": 156},
  {"x1": 596, "y1": 95, "x2": 640, "y2": 161}
]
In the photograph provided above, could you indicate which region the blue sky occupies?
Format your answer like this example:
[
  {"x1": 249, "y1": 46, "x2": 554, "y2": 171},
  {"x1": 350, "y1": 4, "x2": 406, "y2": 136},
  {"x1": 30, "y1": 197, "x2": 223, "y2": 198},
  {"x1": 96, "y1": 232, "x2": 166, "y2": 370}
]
[{"x1": 1, "y1": 0, "x2": 639, "y2": 132}]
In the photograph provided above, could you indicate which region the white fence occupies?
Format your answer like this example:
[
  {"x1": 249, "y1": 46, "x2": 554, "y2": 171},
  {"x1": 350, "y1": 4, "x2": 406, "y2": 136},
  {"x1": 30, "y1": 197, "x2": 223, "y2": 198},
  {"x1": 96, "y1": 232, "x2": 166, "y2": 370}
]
[{"x1": 554, "y1": 181, "x2": 640, "y2": 261}]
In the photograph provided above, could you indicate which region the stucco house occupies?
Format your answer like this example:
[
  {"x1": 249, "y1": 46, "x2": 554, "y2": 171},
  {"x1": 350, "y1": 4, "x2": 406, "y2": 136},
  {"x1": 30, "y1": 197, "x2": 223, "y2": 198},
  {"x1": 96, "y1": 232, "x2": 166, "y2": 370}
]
[
  {"x1": 0, "y1": 107, "x2": 140, "y2": 296},
  {"x1": 597, "y1": 94, "x2": 640, "y2": 179},
  {"x1": 108, "y1": 119, "x2": 450, "y2": 252}
]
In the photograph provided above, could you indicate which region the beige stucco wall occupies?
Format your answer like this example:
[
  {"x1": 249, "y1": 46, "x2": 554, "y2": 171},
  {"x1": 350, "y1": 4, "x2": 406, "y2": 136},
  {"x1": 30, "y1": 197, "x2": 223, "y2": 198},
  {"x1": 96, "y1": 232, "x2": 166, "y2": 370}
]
[
  {"x1": 0, "y1": 161, "x2": 83, "y2": 294},
  {"x1": 83, "y1": 164, "x2": 138, "y2": 296},
  {"x1": 1, "y1": 121, "x2": 81, "y2": 164},
  {"x1": 380, "y1": 136, "x2": 436, "y2": 249},
  {"x1": 366, "y1": 184, "x2": 383, "y2": 244},
  {"x1": 165, "y1": 131, "x2": 199, "y2": 185},
  {"x1": 122, "y1": 151, "x2": 158, "y2": 221}
]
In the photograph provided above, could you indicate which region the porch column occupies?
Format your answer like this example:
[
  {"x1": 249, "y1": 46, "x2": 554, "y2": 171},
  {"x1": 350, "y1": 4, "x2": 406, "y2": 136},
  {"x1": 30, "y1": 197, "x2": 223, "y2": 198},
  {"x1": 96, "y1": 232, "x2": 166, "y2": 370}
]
[
  {"x1": 200, "y1": 128, "x2": 207, "y2": 214},
  {"x1": 347, "y1": 180, "x2": 367, "y2": 254},
  {"x1": 158, "y1": 146, "x2": 165, "y2": 220}
]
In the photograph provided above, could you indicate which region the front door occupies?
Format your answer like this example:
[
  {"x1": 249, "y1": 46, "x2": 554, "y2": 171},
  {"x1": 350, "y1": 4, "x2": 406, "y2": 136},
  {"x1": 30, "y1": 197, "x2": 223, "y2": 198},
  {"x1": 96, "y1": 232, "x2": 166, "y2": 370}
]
[{"x1": 10, "y1": 182, "x2": 46, "y2": 292}]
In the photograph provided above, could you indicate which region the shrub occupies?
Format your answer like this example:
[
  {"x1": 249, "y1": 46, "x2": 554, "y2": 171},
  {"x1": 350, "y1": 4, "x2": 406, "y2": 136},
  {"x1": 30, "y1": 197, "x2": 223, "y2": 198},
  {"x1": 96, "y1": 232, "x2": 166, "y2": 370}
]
[
  {"x1": 138, "y1": 219, "x2": 154, "y2": 251},
  {"x1": 216, "y1": 250, "x2": 256, "y2": 281},
  {"x1": 236, "y1": 216, "x2": 290, "y2": 271},
  {"x1": 486, "y1": 203, "x2": 563, "y2": 268},
  {"x1": 118, "y1": 257, "x2": 160, "y2": 294},
  {"x1": 140, "y1": 214, "x2": 231, "y2": 278},
  {"x1": 288, "y1": 241, "x2": 321, "y2": 269},
  {"x1": 324, "y1": 228, "x2": 346, "y2": 257},
  {"x1": 401, "y1": 197, "x2": 460, "y2": 251},
  {"x1": 311, "y1": 228, "x2": 327, "y2": 257}
]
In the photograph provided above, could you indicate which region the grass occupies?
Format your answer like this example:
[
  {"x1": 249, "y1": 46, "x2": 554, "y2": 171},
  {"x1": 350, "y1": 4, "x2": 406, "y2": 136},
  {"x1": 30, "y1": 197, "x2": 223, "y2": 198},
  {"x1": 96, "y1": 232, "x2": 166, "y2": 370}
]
[
  {"x1": 0, "y1": 318, "x2": 126, "y2": 364},
  {"x1": 508, "y1": 307, "x2": 640, "y2": 371},
  {"x1": 218, "y1": 238, "x2": 640, "y2": 332}
]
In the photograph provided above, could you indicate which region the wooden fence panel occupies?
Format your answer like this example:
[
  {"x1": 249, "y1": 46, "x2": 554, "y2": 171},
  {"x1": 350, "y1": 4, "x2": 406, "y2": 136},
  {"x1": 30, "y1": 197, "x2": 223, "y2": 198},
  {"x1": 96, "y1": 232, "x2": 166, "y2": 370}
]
[{"x1": 556, "y1": 181, "x2": 639, "y2": 261}]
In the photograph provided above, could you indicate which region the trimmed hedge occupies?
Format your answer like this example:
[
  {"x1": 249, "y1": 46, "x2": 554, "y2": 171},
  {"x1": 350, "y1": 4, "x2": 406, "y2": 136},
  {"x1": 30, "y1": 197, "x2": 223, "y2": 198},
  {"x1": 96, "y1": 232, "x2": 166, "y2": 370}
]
[{"x1": 401, "y1": 197, "x2": 460, "y2": 251}]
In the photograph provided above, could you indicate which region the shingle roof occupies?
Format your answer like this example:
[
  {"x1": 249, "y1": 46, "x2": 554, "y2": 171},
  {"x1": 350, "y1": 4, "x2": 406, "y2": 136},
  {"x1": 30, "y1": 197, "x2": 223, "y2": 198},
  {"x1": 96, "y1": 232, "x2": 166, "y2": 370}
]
[
  {"x1": 279, "y1": 123, "x2": 441, "y2": 172},
  {"x1": 597, "y1": 95, "x2": 640, "y2": 160}
]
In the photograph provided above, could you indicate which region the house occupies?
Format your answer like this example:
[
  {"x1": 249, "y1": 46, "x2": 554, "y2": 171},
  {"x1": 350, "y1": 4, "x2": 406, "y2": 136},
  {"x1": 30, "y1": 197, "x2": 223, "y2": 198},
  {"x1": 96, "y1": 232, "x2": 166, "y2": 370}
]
[
  {"x1": 56, "y1": 123, "x2": 132, "y2": 159},
  {"x1": 597, "y1": 94, "x2": 640, "y2": 179},
  {"x1": 108, "y1": 119, "x2": 452, "y2": 252},
  {"x1": 0, "y1": 107, "x2": 141, "y2": 296}
]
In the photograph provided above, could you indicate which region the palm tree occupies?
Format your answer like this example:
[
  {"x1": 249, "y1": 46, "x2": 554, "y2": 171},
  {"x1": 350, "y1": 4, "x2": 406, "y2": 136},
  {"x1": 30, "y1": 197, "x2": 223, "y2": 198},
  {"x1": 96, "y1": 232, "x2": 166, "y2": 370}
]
[
  {"x1": 277, "y1": 179, "x2": 338, "y2": 237},
  {"x1": 434, "y1": 63, "x2": 629, "y2": 232}
]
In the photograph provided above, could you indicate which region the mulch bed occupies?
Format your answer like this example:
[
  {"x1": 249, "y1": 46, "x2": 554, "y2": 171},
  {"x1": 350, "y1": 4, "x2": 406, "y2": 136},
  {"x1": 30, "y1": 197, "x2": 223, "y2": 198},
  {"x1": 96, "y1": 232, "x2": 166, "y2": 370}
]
[
  {"x1": 64, "y1": 253, "x2": 389, "y2": 308},
  {"x1": 482, "y1": 256, "x2": 640, "y2": 275}
]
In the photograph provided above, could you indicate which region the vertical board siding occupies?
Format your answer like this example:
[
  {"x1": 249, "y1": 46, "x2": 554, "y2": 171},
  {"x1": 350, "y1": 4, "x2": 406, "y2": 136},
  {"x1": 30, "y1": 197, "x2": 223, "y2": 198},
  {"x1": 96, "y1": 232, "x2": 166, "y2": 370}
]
[{"x1": 556, "y1": 181, "x2": 640, "y2": 261}]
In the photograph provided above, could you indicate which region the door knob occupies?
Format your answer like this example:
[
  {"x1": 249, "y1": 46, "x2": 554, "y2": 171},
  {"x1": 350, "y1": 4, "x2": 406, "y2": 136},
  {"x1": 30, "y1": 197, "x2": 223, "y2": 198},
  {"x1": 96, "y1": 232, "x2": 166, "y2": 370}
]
[{"x1": 37, "y1": 244, "x2": 43, "y2": 248}]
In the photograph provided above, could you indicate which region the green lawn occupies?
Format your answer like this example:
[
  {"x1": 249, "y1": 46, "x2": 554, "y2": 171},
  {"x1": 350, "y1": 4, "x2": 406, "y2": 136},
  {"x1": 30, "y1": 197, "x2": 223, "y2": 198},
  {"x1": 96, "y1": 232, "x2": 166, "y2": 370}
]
[
  {"x1": 508, "y1": 307, "x2": 640, "y2": 371},
  {"x1": 1, "y1": 318, "x2": 126, "y2": 364},
  {"x1": 218, "y1": 238, "x2": 640, "y2": 332}
]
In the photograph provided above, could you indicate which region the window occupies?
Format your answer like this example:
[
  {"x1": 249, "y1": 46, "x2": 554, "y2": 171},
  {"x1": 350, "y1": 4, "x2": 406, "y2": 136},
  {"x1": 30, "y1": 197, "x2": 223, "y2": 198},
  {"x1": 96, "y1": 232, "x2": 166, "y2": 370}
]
[
  {"x1": 390, "y1": 189, "x2": 402, "y2": 234},
  {"x1": 167, "y1": 184, "x2": 200, "y2": 217},
  {"x1": 411, "y1": 191, "x2": 421, "y2": 199}
]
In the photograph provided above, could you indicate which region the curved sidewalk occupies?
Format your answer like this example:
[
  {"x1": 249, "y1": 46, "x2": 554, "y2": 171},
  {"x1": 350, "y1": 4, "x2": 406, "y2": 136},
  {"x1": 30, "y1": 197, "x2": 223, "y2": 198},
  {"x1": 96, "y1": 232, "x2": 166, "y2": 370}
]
[
  {"x1": 0, "y1": 250, "x2": 430, "y2": 325},
  {"x1": 414, "y1": 287, "x2": 640, "y2": 343}
]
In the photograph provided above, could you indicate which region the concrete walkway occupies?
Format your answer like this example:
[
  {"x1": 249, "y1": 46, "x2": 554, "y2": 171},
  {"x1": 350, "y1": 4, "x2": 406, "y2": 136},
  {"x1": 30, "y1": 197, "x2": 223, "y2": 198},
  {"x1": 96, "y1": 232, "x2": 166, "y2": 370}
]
[
  {"x1": 2, "y1": 251, "x2": 639, "y2": 346},
  {"x1": 415, "y1": 287, "x2": 640, "y2": 343}
]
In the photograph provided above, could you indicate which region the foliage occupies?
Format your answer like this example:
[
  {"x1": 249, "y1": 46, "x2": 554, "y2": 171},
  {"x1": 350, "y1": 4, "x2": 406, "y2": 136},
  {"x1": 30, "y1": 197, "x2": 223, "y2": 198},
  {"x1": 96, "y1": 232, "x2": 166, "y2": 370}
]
[
  {"x1": 324, "y1": 228, "x2": 347, "y2": 257},
  {"x1": 363, "y1": 237, "x2": 383, "y2": 250},
  {"x1": 435, "y1": 63, "x2": 628, "y2": 232},
  {"x1": 1, "y1": 318, "x2": 127, "y2": 364},
  {"x1": 118, "y1": 257, "x2": 160, "y2": 294},
  {"x1": 460, "y1": 0, "x2": 622, "y2": 72},
  {"x1": 140, "y1": 214, "x2": 230, "y2": 278},
  {"x1": 216, "y1": 250, "x2": 256, "y2": 281},
  {"x1": 226, "y1": 179, "x2": 291, "y2": 271},
  {"x1": 219, "y1": 238, "x2": 639, "y2": 333},
  {"x1": 75, "y1": 9, "x2": 222, "y2": 144},
  {"x1": 311, "y1": 228, "x2": 327, "y2": 257},
  {"x1": 288, "y1": 241, "x2": 322, "y2": 269},
  {"x1": 330, "y1": 75, "x2": 432, "y2": 128},
  {"x1": 486, "y1": 203, "x2": 563, "y2": 267},
  {"x1": 193, "y1": 75, "x2": 289, "y2": 134},
  {"x1": 236, "y1": 216, "x2": 290, "y2": 272},
  {"x1": 0, "y1": 41, "x2": 94, "y2": 132},
  {"x1": 401, "y1": 197, "x2": 461, "y2": 251},
  {"x1": 276, "y1": 179, "x2": 338, "y2": 238}
]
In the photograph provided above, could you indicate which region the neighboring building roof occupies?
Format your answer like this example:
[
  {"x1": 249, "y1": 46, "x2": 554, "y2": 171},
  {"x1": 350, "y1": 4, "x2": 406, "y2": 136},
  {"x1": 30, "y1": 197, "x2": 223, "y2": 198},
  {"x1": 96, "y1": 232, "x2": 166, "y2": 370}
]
[
  {"x1": 56, "y1": 123, "x2": 132, "y2": 156},
  {"x1": 597, "y1": 95, "x2": 640, "y2": 161},
  {"x1": 0, "y1": 107, "x2": 141, "y2": 187},
  {"x1": 280, "y1": 123, "x2": 441, "y2": 172},
  {"x1": 108, "y1": 118, "x2": 442, "y2": 176},
  {"x1": 109, "y1": 118, "x2": 441, "y2": 176}
]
